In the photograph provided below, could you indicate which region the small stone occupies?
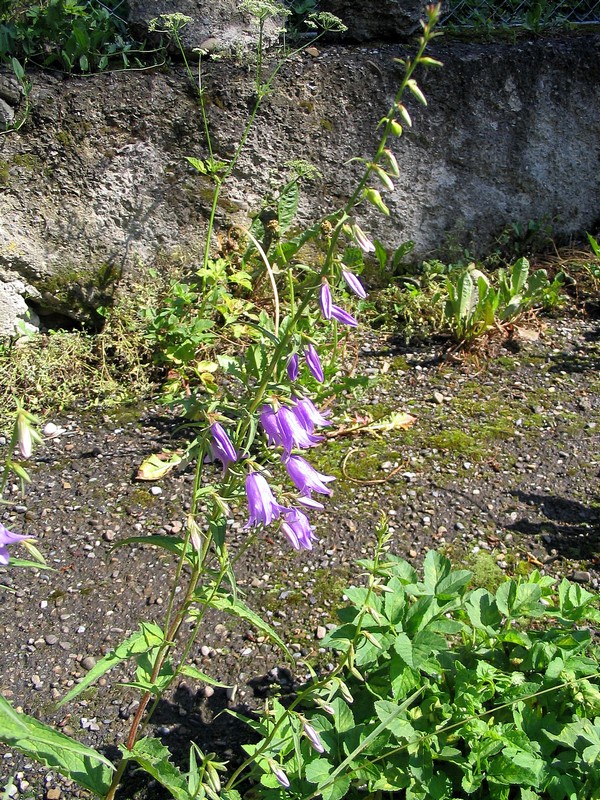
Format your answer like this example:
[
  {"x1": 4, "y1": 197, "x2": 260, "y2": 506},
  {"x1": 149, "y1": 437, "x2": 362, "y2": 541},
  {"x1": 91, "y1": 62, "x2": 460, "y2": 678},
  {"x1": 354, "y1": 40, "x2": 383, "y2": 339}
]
[
  {"x1": 81, "y1": 656, "x2": 96, "y2": 671},
  {"x1": 433, "y1": 391, "x2": 444, "y2": 404},
  {"x1": 570, "y1": 570, "x2": 591, "y2": 584},
  {"x1": 103, "y1": 530, "x2": 116, "y2": 542},
  {"x1": 409, "y1": 549, "x2": 418, "y2": 558},
  {"x1": 45, "y1": 634, "x2": 59, "y2": 645},
  {"x1": 305, "y1": 46, "x2": 320, "y2": 57},
  {"x1": 202, "y1": 685, "x2": 215, "y2": 698},
  {"x1": 455, "y1": 522, "x2": 465, "y2": 531},
  {"x1": 150, "y1": 486, "x2": 163, "y2": 496},
  {"x1": 46, "y1": 789, "x2": 61, "y2": 800},
  {"x1": 316, "y1": 625, "x2": 327, "y2": 640},
  {"x1": 226, "y1": 685, "x2": 238, "y2": 702}
]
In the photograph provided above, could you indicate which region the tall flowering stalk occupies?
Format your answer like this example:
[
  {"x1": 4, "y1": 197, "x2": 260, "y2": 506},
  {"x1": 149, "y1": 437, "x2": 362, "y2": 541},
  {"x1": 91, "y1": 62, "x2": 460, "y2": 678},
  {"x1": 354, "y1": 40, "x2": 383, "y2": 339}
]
[{"x1": 0, "y1": 6, "x2": 444, "y2": 799}]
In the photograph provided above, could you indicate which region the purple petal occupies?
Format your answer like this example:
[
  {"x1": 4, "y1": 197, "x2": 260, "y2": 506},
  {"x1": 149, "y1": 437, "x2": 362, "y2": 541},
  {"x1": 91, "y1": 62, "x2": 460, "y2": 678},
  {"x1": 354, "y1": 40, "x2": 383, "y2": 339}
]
[
  {"x1": 331, "y1": 304, "x2": 358, "y2": 327},
  {"x1": 342, "y1": 270, "x2": 367, "y2": 299},
  {"x1": 292, "y1": 397, "x2": 331, "y2": 431},
  {"x1": 271, "y1": 766, "x2": 290, "y2": 789},
  {"x1": 287, "y1": 354, "x2": 299, "y2": 382},
  {"x1": 285, "y1": 455, "x2": 335, "y2": 496},
  {"x1": 280, "y1": 508, "x2": 317, "y2": 550},
  {"x1": 303, "y1": 721, "x2": 325, "y2": 753},
  {"x1": 244, "y1": 473, "x2": 286, "y2": 528},
  {"x1": 0, "y1": 523, "x2": 31, "y2": 565},
  {"x1": 260, "y1": 405, "x2": 284, "y2": 447},
  {"x1": 305, "y1": 345, "x2": 324, "y2": 383},
  {"x1": 320, "y1": 282, "x2": 332, "y2": 320},
  {"x1": 209, "y1": 422, "x2": 238, "y2": 471},
  {"x1": 277, "y1": 406, "x2": 322, "y2": 454}
]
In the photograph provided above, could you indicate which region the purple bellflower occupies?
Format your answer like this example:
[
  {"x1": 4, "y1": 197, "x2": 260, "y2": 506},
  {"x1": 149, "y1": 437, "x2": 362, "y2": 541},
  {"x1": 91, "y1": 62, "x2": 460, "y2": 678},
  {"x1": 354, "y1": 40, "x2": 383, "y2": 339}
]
[
  {"x1": 244, "y1": 473, "x2": 286, "y2": 528},
  {"x1": 305, "y1": 344, "x2": 324, "y2": 383},
  {"x1": 342, "y1": 270, "x2": 367, "y2": 299},
  {"x1": 320, "y1": 282, "x2": 332, "y2": 320},
  {"x1": 209, "y1": 422, "x2": 238, "y2": 472},
  {"x1": 0, "y1": 523, "x2": 31, "y2": 565},
  {"x1": 287, "y1": 354, "x2": 299, "y2": 382},
  {"x1": 330, "y1": 304, "x2": 358, "y2": 327},
  {"x1": 276, "y1": 406, "x2": 322, "y2": 453},
  {"x1": 303, "y1": 721, "x2": 325, "y2": 753},
  {"x1": 280, "y1": 508, "x2": 317, "y2": 550},
  {"x1": 259, "y1": 405, "x2": 283, "y2": 447},
  {"x1": 292, "y1": 396, "x2": 331, "y2": 432},
  {"x1": 285, "y1": 455, "x2": 335, "y2": 497},
  {"x1": 270, "y1": 765, "x2": 290, "y2": 789}
]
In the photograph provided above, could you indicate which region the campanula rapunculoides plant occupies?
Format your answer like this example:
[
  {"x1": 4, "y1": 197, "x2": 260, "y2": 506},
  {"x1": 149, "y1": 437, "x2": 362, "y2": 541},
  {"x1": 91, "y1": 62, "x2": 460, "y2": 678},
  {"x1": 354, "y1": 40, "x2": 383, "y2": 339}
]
[
  {"x1": 0, "y1": 4, "x2": 457, "y2": 798},
  {"x1": 241, "y1": 525, "x2": 600, "y2": 800}
]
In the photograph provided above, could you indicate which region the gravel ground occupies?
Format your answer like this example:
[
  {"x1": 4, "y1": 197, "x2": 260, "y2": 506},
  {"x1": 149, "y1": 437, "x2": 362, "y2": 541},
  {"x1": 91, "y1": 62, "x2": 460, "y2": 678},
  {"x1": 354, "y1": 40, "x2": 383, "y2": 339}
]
[{"x1": 1, "y1": 310, "x2": 599, "y2": 799}]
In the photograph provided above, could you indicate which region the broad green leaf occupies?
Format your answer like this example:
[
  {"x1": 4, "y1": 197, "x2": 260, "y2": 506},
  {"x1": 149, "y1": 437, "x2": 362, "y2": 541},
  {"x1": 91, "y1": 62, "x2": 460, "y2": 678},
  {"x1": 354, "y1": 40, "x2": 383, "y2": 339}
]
[
  {"x1": 394, "y1": 632, "x2": 414, "y2": 667},
  {"x1": 374, "y1": 700, "x2": 415, "y2": 741},
  {"x1": 465, "y1": 588, "x2": 502, "y2": 634},
  {"x1": 511, "y1": 257, "x2": 530, "y2": 294},
  {"x1": 0, "y1": 695, "x2": 114, "y2": 795},
  {"x1": 186, "y1": 156, "x2": 208, "y2": 174},
  {"x1": 120, "y1": 737, "x2": 189, "y2": 800},
  {"x1": 487, "y1": 748, "x2": 545, "y2": 787},
  {"x1": 59, "y1": 623, "x2": 164, "y2": 706},
  {"x1": 322, "y1": 774, "x2": 351, "y2": 800},
  {"x1": 305, "y1": 757, "x2": 333, "y2": 784},
  {"x1": 330, "y1": 697, "x2": 355, "y2": 733},
  {"x1": 412, "y1": 629, "x2": 447, "y2": 667},
  {"x1": 191, "y1": 590, "x2": 292, "y2": 660}
]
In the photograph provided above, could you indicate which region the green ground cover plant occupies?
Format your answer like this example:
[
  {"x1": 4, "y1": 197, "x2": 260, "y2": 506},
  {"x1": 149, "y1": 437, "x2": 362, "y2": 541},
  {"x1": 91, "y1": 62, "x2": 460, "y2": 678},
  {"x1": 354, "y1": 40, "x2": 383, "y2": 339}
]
[{"x1": 244, "y1": 532, "x2": 600, "y2": 799}]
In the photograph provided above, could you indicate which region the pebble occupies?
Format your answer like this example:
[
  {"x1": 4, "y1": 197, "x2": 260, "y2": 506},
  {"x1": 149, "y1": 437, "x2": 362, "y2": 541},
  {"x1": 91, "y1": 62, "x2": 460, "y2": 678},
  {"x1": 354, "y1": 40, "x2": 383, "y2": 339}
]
[
  {"x1": 202, "y1": 686, "x2": 215, "y2": 698},
  {"x1": 46, "y1": 789, "x2": 61, "y2": 799},
  {"x1": 45, "y1": 634, "x2": 59, "y2": 645},
  {"x1": 316, "y1": 625, "x2": 327, "y2": 640},
  {"x1": 81, "y1": 656, "x2": 96, "y2": 671},
  {"x1": 433, "y1": 391, "x2": 444, "y2": 404},
  {"x1": 570, "y1": 570, "x2": 591, "y2": 584},
  {"x1": 150, "y1": 486, "x2": 163, "y2": 496}
]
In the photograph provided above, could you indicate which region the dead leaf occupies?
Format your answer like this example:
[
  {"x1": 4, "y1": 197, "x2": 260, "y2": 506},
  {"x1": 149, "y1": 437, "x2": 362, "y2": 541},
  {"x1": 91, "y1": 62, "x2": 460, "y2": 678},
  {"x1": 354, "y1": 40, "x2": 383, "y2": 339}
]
[{"x1": 136, "y1": 451, "x2": 182, "y2": 481}]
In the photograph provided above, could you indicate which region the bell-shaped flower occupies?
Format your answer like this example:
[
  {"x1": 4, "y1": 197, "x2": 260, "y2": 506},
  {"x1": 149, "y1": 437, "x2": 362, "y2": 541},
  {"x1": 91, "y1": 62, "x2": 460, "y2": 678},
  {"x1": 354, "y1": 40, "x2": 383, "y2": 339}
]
[
  {"x1": 331, "y1": 304, "x2": 358, "y2": 327},
  {"x1": 0, "y1": 523, "x2": 31, "y2": 565},
  {"x1": 276, "y1": 406, "x2": 322, "y2": 454},
  {"x1": 209, "y1": 422, "x2": 238, "y2": 472},
  {"x1": 305, "y1": 344, "x2": 324, "y2": 383},
  {"x1": 287, "y1": 354, "x2": 299, "y2": 382},
  {"x1": 319, "y1": 281, "x2": 332, "y2": 320},
  {"x1": 292, "y1": 396, "x2": 331, "y2": 432},
  {"x1": 270, "y1": 764, "x2": 290, "y2": 789},
  {"x1": 280, "y1": 508, "x2": 317, "y2": 550},
  {"x1": 260, "y1": 405, "x2": 284, "y2": 447},
  {"x1": 351, "y1": 223, "x2": 375, "y2": 254},
  {"x1": 342, "y1": 270, "x2": 367, "y2": 299},
  {"x1": 303, "y1": 720, "x2": 325, "y2": 753},
  {"x1": 285, "y1": 454, "x2": 335, "y2": 497},
  {"x1": 244, "y1": 473, "x2": 286, "y2": 528}
]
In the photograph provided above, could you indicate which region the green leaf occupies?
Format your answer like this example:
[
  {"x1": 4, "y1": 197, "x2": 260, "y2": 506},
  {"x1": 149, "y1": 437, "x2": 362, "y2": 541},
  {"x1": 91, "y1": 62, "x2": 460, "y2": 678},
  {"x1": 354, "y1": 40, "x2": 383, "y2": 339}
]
[
  {"x1": 465, "y1": 588, "x2": 502, "y2": 633},
  {"x1": 179, "y1": 664, "x2": 227, "y2": 687},
  {"x1": 186, "y1": 156, "x2": 208, "y2": 174},
  {"x1": 487, "y1": 748, "x2": 545, "y2": 787},
  {"x1": 120, "y1": 737, "x2": 189, "y2": 800},
  {"x1": 59, "y1": 623, "x2": 165, "y2": 706},
  {"x1": 374, "y1": 700, "x2": 415, "y2": 741},
  {"x1": 305, "y1": 757, "x2": 333, "y2": 784},
  {"x1": 11, "y1": 57, "x2": 25, "y2": 81},
  {"x1": 277, "y1": 180, "x2": 299, "y2": 232},
  {"x1": 322, "y1": 774, "x2": 351, "y2": 800},
  {"x1": 111, "y1": 535, "x2": 195, "y2": 565},
  {"x1": 0, "y1": 695, "x2": 114, "y2": 795},
  {"x1": 191, "y1": 590, "x2": 292, "y2": 660}
]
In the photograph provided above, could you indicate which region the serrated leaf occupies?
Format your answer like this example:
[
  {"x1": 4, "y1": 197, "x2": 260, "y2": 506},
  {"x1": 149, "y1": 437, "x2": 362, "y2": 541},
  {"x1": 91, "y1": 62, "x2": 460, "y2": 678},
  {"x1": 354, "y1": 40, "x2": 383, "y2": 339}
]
[
  {"x1": 120, "y1": 737, "x2": 188, "y2": 800},
  {"x1": 59, "y1": 623, "x2": 164, "y2": 707},
  {"x1": 0, "y1": 695, "x2": 114, "y2": 795},
  {"x1": 278, "y1": 180, "x2": 299, "y2": 232},
  {"x1": 186, "y1": 156, "x2": 208, "y2": 174}
]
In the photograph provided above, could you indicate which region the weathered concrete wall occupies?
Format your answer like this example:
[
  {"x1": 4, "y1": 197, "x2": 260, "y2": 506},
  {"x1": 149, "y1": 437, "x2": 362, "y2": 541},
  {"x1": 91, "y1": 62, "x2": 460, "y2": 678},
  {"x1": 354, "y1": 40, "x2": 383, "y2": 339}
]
[{"x1": 0, "y1": 31, "x2": 598, "y2": 332}]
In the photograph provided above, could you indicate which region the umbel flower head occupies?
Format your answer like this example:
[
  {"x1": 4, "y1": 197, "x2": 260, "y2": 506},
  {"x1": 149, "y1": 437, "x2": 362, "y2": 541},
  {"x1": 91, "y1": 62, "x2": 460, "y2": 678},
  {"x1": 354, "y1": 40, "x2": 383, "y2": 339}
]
[{"x1": 0, "y1": 522, "x2": 31, "y2": 565}]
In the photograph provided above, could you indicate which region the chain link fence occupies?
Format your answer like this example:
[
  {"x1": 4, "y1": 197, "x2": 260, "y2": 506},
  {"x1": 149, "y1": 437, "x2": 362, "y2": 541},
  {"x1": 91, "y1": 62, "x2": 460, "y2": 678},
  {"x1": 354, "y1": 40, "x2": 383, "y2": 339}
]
[{"x1": 441, "y1": 0, "x2": 600, "y2": 30}]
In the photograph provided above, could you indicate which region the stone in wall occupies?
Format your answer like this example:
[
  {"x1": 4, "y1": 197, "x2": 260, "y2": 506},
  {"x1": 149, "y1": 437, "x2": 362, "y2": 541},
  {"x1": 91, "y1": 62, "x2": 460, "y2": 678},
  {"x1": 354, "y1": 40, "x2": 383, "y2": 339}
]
[
  {"x1": 319, "y1": 0, "x2": 428, "y2": 41},
  {"x1": 0, "y1": 32, "x2": 599, "y2": 333}
]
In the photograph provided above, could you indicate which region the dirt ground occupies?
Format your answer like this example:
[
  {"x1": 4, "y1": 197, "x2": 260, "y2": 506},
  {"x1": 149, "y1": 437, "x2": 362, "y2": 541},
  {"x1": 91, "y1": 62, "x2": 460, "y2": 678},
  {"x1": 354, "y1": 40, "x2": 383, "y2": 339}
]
[{"x1": 1, "y1": 309, "x2": 599, "y2": 799}]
